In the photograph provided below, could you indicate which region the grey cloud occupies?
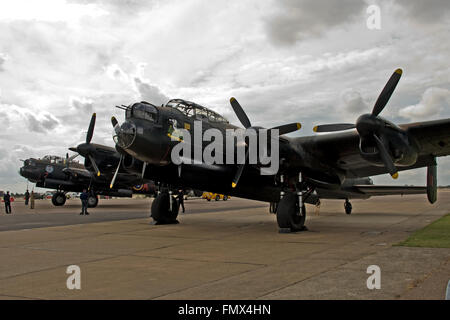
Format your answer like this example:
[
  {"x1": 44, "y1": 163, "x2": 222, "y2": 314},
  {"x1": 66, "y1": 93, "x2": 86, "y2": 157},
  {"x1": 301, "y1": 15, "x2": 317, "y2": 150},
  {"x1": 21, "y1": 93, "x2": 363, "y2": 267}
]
[
  {"x1": 396, "y1": 0, "x2": 450, "y2": 24},
  {"x1": 134, "y1": 77, "x2": 169, "y2": 106},
  {"x1": 26, "y1": 113, "x2": 59, "y2": 133},
  {"x1": 0, "y1": 53, "x2": 6, "y2": 71},
  {"x1": 342, "y1": 89, "x2": 369, "y2": 114},
  {"x1": 71, "y1": 98, "x2": 93, "y2": 114},
  {"x1": 398, "y1": 87, "x2": 450, "y2": 121},
  {"x1": 264, "y1": 0, "x2": 366, "y2": 46}
]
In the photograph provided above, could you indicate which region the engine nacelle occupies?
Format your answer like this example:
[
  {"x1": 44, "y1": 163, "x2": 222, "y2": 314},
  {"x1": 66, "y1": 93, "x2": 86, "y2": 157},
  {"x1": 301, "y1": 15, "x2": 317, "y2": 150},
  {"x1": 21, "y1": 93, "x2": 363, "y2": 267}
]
[
  {"x1": 122, "y1": 154, "x2": 144, "y2": 174},
  {"x1": 359, "y1": 133, "x2": 418, "y2": 167}
]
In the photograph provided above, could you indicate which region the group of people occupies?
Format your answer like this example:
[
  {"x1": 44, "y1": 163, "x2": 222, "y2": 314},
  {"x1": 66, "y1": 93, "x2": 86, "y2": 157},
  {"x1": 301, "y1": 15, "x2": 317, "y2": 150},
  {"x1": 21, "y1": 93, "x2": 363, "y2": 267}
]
[{"x1": 3, "y1": 189, "x2": 36, "y2": 214}]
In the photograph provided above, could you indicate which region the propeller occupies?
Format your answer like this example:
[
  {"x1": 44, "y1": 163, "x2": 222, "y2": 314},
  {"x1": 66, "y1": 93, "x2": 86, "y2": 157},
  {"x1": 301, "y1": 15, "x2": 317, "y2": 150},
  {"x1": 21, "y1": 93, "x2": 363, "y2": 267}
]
[
  {"x1": 229, "y1": 97, "x2": 301, "y2": 188},
  {"x1": 70, "y1": 113, "x2": 101, "y2": 177},
  {"x1": 110, "y1": 116, "x2": 145, "y2": 188},
  {"x1": 313, "y1": 69, "x2": 403, "y2": 179}
]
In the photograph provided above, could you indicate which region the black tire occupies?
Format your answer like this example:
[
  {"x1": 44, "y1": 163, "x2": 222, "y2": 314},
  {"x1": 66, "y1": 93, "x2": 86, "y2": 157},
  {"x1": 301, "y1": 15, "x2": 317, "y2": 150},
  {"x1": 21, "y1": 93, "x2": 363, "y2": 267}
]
[
  {"x1": 88, "y1": 195, "x2": 98, "y2": 208},
  {"x1": 223, "y1": 196, "x2": 228, "y2": 201},
  {"x1": 345, "y1": 202, "x2": 352, "y2": 215},
  {"x1": 215, "y1": 195, "x2": 220, "y2": 201},
  {"x1": 151, "y1": 192, "x2": 179, "y2": 223},
  {"x1": 207, "y1": 198, "x2": 211, "y2": 201},
  {"x1": 52, "y1": 192, "x2": 66, "y2": 206},
  {"x1": 276, "y1": 192, "x2": 306, "y2": 231}
]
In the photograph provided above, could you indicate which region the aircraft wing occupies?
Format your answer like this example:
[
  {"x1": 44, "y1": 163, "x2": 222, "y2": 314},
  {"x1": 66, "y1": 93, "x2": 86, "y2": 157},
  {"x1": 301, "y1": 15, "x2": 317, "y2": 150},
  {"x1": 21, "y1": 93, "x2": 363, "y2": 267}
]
[
  {"x1": 300, "y1": 118, "x2": 450, "y2": 178},
  {"x1": 350, "y1": 185, "x2": 427, "y2": 196}
]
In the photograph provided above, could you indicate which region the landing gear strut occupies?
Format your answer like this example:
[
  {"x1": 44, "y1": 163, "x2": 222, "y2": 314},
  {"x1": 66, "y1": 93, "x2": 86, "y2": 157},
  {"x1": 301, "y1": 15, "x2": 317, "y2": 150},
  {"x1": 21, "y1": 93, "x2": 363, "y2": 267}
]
[
  {"x1": 344, "y1": 199, "x2": 352, "y2": 215},
  {"x1": 151, "y1": 190, "x2": 179, "y2": 224},
  {"x1": 51, "y1": 192, "x2": 66, "y2": 206},
  {"x1": 276, "y1": 173, "x2": 308, "y2": 232}
]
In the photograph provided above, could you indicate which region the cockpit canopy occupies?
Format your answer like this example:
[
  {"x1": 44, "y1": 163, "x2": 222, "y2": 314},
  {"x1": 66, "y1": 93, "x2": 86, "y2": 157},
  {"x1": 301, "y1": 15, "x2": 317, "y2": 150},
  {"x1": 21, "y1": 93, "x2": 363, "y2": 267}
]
[
  {"x1": 42, "y1": 155, "x2": 64, "y2": 164},
  {"x1": 126, "y1": 101, "x2": 158, "y2": 122},
  {"x1": 165, "y1": 99, "x2": 229, "y2": 124}
]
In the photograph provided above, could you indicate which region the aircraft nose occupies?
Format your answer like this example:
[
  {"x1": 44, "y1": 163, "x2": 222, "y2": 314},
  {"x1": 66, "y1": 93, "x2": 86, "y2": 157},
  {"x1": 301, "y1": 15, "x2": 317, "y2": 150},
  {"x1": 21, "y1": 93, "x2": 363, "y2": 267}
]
[{"x1": 113, "y1": 121, "x2": 137, "y2": 149}]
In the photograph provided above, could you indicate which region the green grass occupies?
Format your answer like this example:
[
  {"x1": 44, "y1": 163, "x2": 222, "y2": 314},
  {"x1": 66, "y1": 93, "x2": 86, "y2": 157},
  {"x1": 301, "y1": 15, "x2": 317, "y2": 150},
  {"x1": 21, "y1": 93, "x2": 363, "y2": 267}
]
[{"x1": 396, "y1": 214, "x2": 450, "y2": 248}]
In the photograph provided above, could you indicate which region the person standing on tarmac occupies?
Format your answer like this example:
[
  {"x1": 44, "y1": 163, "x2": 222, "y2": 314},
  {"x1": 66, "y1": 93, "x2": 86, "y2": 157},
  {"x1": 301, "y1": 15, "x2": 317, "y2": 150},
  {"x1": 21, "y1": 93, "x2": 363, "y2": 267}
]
[
  {"x1": 177, "y1": 189, "x2": 185, "y2": 213},
  {"x1": 4, "y1": 191, "x2": 11, "y2": 214},
  {"x1": 30, "y1": 191, "x2": 35, "y2": 210},
  {"x1": 24, "y1": 190, "x2": 30, "y2": 206},
  {"x1": 80, "y1": 189, "x2": 89, "y2": 215}
]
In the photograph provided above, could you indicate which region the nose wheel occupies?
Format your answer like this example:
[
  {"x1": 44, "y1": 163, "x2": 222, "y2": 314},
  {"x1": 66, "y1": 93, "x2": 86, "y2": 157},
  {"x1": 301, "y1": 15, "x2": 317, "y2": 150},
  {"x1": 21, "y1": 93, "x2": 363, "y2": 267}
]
[{"x1": 344, "y1": 199, "x2": 352, "y2": 215}]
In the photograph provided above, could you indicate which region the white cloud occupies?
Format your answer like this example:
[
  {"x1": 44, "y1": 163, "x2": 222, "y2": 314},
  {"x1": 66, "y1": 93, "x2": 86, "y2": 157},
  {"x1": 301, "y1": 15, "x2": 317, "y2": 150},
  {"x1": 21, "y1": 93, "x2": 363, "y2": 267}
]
[
  {"x1": 399, "y1": 88, "x2": 450, "y2": 121},
  {"x1": 0, "y1": 0, "x2": 107, "y2": 23}
]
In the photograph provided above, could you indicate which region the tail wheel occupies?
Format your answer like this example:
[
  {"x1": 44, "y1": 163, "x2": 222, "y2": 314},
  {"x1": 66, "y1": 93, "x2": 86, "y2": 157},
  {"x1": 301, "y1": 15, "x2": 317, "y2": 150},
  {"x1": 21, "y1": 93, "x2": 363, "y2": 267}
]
[{"x1": 344, "y1": 200, "x2": 352, "y2": 215}]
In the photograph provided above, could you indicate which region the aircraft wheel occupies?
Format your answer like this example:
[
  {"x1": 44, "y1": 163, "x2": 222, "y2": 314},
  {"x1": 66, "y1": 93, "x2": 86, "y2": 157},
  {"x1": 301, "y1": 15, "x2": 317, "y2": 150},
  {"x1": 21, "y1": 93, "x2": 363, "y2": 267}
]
[
  {"x1": 52, "y1": 192, "x2": 66, "y2": 206},
  {"x1": 223, "y1": 196, "x2": 228, "y2": 201},
  {"x1": 344, "y1": 200, "x2": 352, "y2": 215},
  {"x1": 215, "y1": 195, "x2": 220, "y2": 201},
  {"x1": 88, "y1": 195, "x2": 98, "y2": 208},
  {"x1": 151, "y1": 192, "x2": 179, "y2": 224},
  {"x1": 276, "y1": 192, "x2": 306, "y2": 231}
]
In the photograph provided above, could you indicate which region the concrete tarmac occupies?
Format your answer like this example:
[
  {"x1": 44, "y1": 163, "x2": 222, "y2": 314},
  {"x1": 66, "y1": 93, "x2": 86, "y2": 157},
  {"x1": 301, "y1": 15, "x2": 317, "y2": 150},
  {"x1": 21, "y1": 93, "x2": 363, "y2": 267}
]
[{"x1": 0, "y1": 193, "x2": 449, "y2": 299}]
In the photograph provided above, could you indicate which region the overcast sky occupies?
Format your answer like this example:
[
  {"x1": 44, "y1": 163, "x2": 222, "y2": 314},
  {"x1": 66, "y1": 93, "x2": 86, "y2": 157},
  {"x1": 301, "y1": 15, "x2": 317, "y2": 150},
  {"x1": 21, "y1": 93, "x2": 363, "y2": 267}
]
[{"x1": 0, "y1": 0, "x2": 449, "y2": 193}]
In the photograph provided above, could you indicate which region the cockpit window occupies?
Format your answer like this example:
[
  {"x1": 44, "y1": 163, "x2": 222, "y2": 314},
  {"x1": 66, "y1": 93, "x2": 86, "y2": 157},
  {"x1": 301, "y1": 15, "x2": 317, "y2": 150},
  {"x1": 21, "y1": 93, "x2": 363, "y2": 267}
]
[
  {"x1": 130, "y1": 102, "x2": 158, "y2": 122},
  {"x1": 166, "y1": 99, "x2": 228, "y2": 123}
]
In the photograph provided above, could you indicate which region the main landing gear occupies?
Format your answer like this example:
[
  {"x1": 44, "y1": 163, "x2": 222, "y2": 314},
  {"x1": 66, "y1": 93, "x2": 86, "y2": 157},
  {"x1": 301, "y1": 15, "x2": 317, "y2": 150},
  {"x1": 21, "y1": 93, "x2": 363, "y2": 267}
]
[
  {"x1": 344, "y1": 199, "x2": 352, "y2": 215},
  {"x1": 88, "y1": 193, "x2": 99, "y2": 208},
  {"x1": 276, "y1": 173, "x2": 310, "y2": 232},
  {"x1": 150, "y1": 190, "x2": 180, "y2": 224},
  {"x1": 51, "y1": 192, "x2": 66, "y2": 206}
]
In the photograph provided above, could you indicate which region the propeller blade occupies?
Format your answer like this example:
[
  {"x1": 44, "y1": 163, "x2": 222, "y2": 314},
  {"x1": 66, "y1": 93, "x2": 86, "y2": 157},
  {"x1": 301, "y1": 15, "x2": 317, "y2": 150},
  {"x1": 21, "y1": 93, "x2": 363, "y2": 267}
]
[
  {"x1": 110, "y1": 155, "x2": 122, "y2": 189},
  {"x1": 69, "y1": 147, "x2": 77, "y2": 152},
  {"x1": 86, "y1": 113, "x2": 96, "y2": 144},
  {"x1": 111, "y1": 116, "x2": 120, "y2": 134},
  {"x1": 141, "y1": 162, "x2": 147, "y2": 179},
  {"x1": 313, "y1": 123, "x2": 356, "y2": 133},
  {"x1": 230, "y1": 97, "x2": 251, "y2": 129},
  {"x1": 373, "y1": 134, "x2": 398, "y2": 179},
  {"x1": 372, "y1": 68, "x2": 402, "y2": 117},
  {"x1": 231, "y1": 149, "x2": 249, "y2": 188},
  {"x1": 88, "y1": 154, "x2": 101, "y2": 177},
  {"x1": 271, "y1": 123, "x2": 301, "y2": 135}
]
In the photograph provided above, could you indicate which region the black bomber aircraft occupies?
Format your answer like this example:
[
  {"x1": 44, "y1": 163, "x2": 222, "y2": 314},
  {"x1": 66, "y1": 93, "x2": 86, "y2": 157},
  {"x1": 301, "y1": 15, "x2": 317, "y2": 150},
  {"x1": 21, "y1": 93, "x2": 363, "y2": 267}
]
[
  {"x1": 20, "y1": 113, "x2": 157, "y2": 207},
  {"x1": 110, "y1": 69, "x2": 446, "y2": 231}
]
